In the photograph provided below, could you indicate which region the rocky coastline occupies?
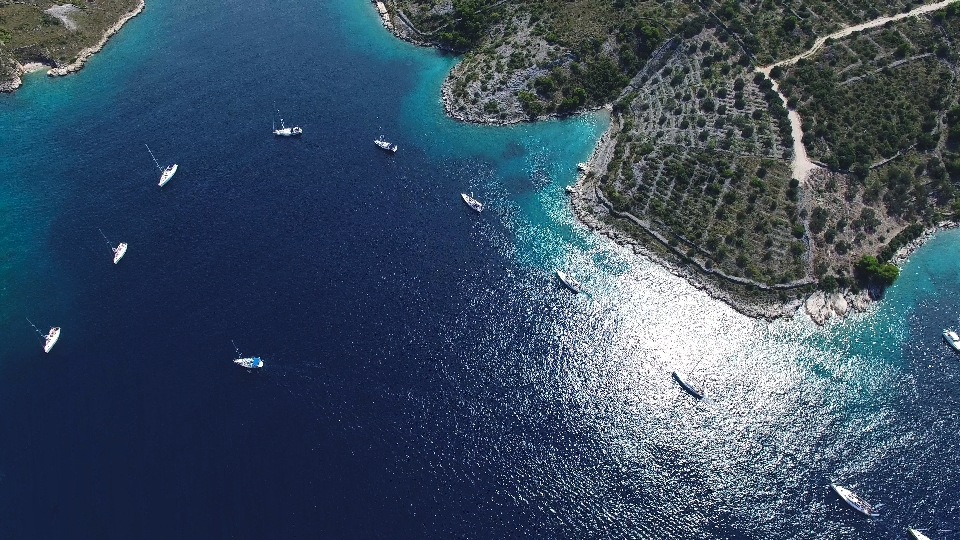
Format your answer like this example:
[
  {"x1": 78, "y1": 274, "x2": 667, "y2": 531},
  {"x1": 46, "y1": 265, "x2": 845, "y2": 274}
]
[
  {"x1": 0, "y1": 0, "x2": 145, "y2": 93},
  {"x1": 47, "y1": 0, "x2": 146, "y2": 78}
]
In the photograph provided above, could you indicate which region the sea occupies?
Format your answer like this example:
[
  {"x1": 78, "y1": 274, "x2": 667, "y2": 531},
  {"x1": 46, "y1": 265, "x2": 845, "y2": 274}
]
[{"x1": 0, "y1": 1, "x2": 958, "y2": 538}]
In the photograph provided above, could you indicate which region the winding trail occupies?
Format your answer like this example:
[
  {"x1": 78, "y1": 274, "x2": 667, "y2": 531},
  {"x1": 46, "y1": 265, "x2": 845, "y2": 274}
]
[{"x1": 756, "y1": 0, "x2": 959, "y2": 183}]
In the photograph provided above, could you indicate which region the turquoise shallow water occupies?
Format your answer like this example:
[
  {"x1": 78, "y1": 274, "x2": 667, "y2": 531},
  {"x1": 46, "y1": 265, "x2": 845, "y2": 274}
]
[{"x1": 0, "y1": 1, "x2": 958, "y2": 538}]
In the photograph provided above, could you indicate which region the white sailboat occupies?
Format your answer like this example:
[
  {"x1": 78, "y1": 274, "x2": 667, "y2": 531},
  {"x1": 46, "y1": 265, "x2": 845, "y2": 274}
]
[
  {"x1": 830, "y1": 483, "x2": 877, "y2": 517},
  {"x1": 232, "y1": 341, "x2": 263, "y2": 369},
  {"x1": 908, "y1": 528, "x2": 932, "y2": 540},
  {"x1": 374, "y1": 136, "x2": 397, "y2": 152},
  {"x1": 943, "y1": 329, "x2": 960, "y2": 353},
  {"x1": 145, "y1": 144, "x2": 178, "y2": 187},
  {"x1": 461, "y1": 192, "x2": 483, "y2": 212},
  {"x1": 99, "y1": 228, "x2": 127, "y2": 264},
  {"x1": 273, "y1": 113, "x2": 302, "y2": 137},
  {"x1": 28, "y1": 318, "x2": 60, "y2": 353},
  {"x1": 556, "y1": 270, "x2": 582, "y2": 294}
]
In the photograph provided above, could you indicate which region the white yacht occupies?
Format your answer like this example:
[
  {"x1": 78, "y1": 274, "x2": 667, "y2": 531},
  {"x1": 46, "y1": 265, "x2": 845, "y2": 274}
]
[
  {"x1": 146, "y1": 144, "x2": 177, "y2": 187},
  {"x1": 556, "y1": 270, "x2": 582, "y2": 294},
  {"x1": 461, "y1": 193, "x2": 483, "y2": 212},
  {"x1": 158, "y1": 164, "x2": 178, "y2": 187},
  {"x1": 44, "y1": 327, "x2": 60, "y2": 353},
  {"x1": 374, "y1": 136, "x2": 398, "y2": 153},
  {"x1": 943, "y1": 329, "x2": 960, "y2": 353},
  {"x1": 99, "y1": 229, "x2": 127, "y2": 264},
  {"x1": 830, "y1": 483, "x2": 876, "y2": 517},
  {"x1": 113, "y1": 242, "x2": 128, "y2": 264},
  {"x1": 908, "y1": 528, "x2": 931, "y2": 540},
  {"x1": 273, "y1": 118, "x2": 303, "y2": 137},
  {"x1": 672, "y1": 371, "x2": 703, "y2": 399},
  {"x1": 234, "y1": 356, "x2": 263, "y2": 369}
]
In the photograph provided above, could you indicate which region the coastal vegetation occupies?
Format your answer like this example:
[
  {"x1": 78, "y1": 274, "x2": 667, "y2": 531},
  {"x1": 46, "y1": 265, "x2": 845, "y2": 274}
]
[
  {"x1": 378, "y1": 0, "x2": 960, "y2": 316},
  {"x1": 0, "y1": 0, "x2": 139, "y2": 88}
]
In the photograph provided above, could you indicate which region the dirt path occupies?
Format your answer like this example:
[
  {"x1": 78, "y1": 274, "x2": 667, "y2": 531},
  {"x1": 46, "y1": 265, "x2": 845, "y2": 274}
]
[{"x1": 756, "y1": 0, "x2": 960, "y2": 183}]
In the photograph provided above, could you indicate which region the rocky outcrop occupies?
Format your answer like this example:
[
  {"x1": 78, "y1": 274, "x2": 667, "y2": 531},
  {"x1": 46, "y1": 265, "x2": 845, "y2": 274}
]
[
  {"x1": 804, "y1": 290, "x2": 870, "y2": 324},
  {"x1": 46, "y1": 0, "x2": 145, "y2": 78}
]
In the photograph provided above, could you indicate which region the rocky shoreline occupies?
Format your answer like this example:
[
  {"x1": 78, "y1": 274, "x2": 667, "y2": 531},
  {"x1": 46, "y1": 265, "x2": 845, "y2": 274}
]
[
  {"x1": 0, "y1": 0, "x2": 145, "y2": 92},
  {"x1": 47, "y1": 0, "x2": 146, "y2": 78},
  {"x1": 568, "y1": 119, "x2": 809, "y2": 321}
]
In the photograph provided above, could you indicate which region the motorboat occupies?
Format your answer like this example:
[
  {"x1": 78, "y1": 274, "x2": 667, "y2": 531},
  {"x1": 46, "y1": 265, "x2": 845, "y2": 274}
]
[
  {"x1": 908, "y1": 528, "x2": 931, "y2": 540},
  {"x1": 830, "y1": 483, "x2": 876, "y2": 517},
  {"x1": 374, "y1": 137, "x2": 398, "y2": 153},
  {"x1": 461, "y1": 192, "x2": 483, "y2": 212},
  {"x1": 577, "y1": 162, "x2": 589, "y2": 172},
  {"x1": 556, "y1": 270, "x2": 582, "y2": 294},
  {"x1": 44, "y1": 327, "x2": 60, "y2": 353},
  {"x1": 943, "y1": 329, "x2": 960, "y2": 353},
  {"x1": 672, "y1": 371, "x2": 703, "y2": 399}
]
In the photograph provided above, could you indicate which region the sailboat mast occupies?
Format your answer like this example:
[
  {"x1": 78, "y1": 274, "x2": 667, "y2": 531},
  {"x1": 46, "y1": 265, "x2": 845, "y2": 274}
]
[
  {"x1": 25, "y1": 317, "x2": 43, "y2": 337},
  {"x1": 144, "y1": 144, "x2": 162, "y2": 171},
  {"x1": 98, "y1": 228, "x2": 112, "y2": 246}
]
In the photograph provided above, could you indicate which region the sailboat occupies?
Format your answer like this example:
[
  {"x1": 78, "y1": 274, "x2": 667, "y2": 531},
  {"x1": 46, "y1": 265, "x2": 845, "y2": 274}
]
[
  {"x1": 27, "y1": 318, "x2": 60, "y2": 353},
  {"x1": 145, "y1": 144, "x2": 178, "y2": 187},
  {"x1": 273, "y1": 108, "x2": 302, "y2": 137},
  {"x1": 672, "y1": 371, "x2": 704, "y2": 399},
  {"x1": 830, "y1": 483, "x2": 877, "y2": 517},
  {"x1": 374, "y1": 136, "x2": 397, "y2": 152},
  {"x1": 461, "y1": 192, "x2": 483, "y2": 212},
  {"x1": 908, "y1": 528, "x2": 932, "y2": 540},
  {"x1": 556, "y1": 270, "x2": 582, "y2": 294},
  {"x1": 232, "y1": 341, "x2": 263, "y2": 369},
  {"x1": 99, "y1": 228, "x2": 127, "y2": 264}
]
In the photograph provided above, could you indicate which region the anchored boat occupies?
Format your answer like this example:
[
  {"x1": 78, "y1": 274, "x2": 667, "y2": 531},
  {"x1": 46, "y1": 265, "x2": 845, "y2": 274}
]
[
  {"x1": 374, "y1": 136, "x2": 397, "y2": 153},
  {"x1": 273, "y1": 117, "x2": 302, "y2": 137},
  {"x1": 99, "y1": 229, "x2": 127, "y2": 264},
  {"x1": 145, "y1": 144, "x2": 178, "y2": 187},
  {"x1": 830, "y1": 483, "x2": 876, "y2": 517},
  {"x1": 28, "y1": 318, "x2": 60, "y2": 353},
  {"x1": 232, "y1": 341, "x2": 263, "y2": 369},
  {"x1": 672, "y1": 371, "x2": 704, "y2": 399},
  {"x1": 908, "y1": 528, "x2": 931, "y2": 540},
  {"x1": 556, "y1": 270, "x2": 582, "y2": 294},
  {"x1": 943, "y1": 329, "x2": 960, "y2": 353},
  {"x1": 461, "y1": 192, "x2": 483, "y2": 213}
]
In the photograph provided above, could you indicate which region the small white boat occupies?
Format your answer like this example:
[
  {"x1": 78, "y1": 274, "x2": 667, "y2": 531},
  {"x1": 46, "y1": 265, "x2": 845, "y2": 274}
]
[
  {"x1": 461, "y1": 192, "x2": 483, "y2": 212},
  {"x1": 99, "y1": 229, "x2": 127, "y2": 264},
  {"x1": 672, "y1": 371, "x2": 703, "y2": 399},
  {"x1": 831, "y1": 483, "x2": 876, "y2": 517},
  {"x1": 556, "y1": 270, "x2": 582, "y2": 294},
  {"x1": 146, "y1": 144, "x2": 177, "y2": 187},
  {"x1": 44, "y1": 327, "x2": 60, "y2": 353},
  {"x1": 232, "y1": 340, "x2": 263, "y2": 369},
  {"x1": 577, "y1": 162, "x2": 588, "y2": 172},
  {"x1": 374, "y1": 136, "x2": 398, "y2": 153},
  {"x1": 273, "y1": 118, "x2": 302, "y2": 137},
  {"x1": 943, "y1": 329, "x2": 960, "y2": 353},
  {"x1": 565, "y1": 185, "x2": 575, "y2": 194},
  {"x1": 908, "y1": 528, "x2": 932, "y2": 540},
  {"x1": 113, "y1": 242, "x2": 128, "y2": 264},
  {"x1": 158, "y1": 164, "x2": 178, "y2": 187},
  {"x1": 234, "y1": 357, "x2": 263, "y2": 369}
]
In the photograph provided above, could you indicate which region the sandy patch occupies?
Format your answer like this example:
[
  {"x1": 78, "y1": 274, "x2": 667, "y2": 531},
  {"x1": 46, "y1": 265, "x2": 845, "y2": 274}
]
[{"x1": 45, "y1": 4, "x2": 81, "y2": 31}]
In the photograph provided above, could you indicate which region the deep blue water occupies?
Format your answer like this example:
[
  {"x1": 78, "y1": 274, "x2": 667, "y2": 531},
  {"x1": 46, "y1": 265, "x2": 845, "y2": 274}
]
[{"x1": 1, "y1": 1, "x2": 959, "y2": 538}]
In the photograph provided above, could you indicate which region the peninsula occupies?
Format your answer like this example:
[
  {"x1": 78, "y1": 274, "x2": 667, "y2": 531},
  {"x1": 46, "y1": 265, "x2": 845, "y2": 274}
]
[
  {"x1": 0, "y1": 0, "x2": 143, "y2": 92},
  {"x1": 375, "y1": 0, "x2": 960, "y2": 322}
]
